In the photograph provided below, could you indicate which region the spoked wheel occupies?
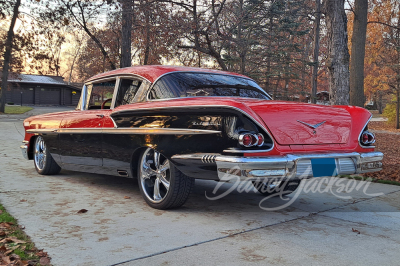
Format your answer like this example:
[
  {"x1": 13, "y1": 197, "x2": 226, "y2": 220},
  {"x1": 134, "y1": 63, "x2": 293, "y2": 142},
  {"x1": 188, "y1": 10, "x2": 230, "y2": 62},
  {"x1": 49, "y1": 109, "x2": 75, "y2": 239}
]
[
  {"x1": 252, "y1": 179, "x2": 301, "y2": 197},
  {"x1": 33, "y1": 136, "x2": 61, "y2": 175},
  {"x1": 138, "y1": 148, "x2": 194, "y2": 209}
]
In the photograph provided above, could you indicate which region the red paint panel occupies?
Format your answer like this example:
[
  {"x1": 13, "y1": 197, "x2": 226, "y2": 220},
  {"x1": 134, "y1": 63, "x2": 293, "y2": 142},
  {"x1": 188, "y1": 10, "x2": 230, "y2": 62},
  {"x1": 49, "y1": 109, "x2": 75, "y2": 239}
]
[
  {"x1": 247, "y1": 102, "x2": 352, "y2": 145},
  {"x1": 60, "y1": 110, "x2": 114, "y2": 129}
]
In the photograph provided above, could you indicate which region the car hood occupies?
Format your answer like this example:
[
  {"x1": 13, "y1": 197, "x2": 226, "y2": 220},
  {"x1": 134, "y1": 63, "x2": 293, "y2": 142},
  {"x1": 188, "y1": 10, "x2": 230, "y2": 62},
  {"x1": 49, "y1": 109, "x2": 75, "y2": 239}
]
[{"x1": 241, "y1": 100, "x2": 352, "y2": 145}]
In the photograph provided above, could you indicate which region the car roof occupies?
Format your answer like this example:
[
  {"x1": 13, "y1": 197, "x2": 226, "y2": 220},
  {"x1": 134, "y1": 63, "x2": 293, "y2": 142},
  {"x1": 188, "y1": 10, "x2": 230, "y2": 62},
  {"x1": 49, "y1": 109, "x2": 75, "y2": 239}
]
[{"x1": 85, "y1": 65, "x2": 248, "y2": 84}]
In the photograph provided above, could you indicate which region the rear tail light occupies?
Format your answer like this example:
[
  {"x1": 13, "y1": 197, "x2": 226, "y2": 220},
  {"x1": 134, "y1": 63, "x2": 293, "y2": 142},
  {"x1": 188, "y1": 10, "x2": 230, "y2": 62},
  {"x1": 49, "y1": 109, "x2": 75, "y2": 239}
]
[
  {"x1": 239, "y1": 133, "x2": 265, "y2": 147},
  {"x1": 360, "y1": 131, "x2": 375, "y2": 146},
  {"x1": 256, "y1": 133, "x2": 264, "y2": 146}
]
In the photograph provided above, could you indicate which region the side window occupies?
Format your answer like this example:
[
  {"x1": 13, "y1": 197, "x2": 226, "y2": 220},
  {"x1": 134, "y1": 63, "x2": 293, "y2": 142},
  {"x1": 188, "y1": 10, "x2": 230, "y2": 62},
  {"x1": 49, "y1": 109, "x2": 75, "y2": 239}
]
[
  {"x1": 148, "y1": 79, "x2": 177, "y2": 100},
  {"x1": 115, "y1": 79, "x2": 142, "y2": 107},
  {"x1": 88, "y1": 80, "x2": 116, "y2": 110}
]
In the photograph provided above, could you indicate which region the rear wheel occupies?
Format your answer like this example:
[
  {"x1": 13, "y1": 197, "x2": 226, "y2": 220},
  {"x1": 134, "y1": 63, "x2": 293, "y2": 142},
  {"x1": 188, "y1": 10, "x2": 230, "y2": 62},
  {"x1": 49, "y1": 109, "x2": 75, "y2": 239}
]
[
  {"x1": 252, "y1": 179, "x2": 301, "y2": 197},
  {"x1": 138, "y1": 148, "x2": 194, "y2": 209},
  {"x1": 33, "y1": 136, "x2": 61, "y2": 175}
]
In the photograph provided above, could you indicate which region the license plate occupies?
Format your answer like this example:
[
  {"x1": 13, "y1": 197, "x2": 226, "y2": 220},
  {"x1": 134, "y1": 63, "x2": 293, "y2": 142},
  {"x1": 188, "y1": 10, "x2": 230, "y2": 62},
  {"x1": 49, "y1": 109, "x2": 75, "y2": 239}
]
[{"x1": 311, "y1": 158, "x2": 338, "y2": 177}]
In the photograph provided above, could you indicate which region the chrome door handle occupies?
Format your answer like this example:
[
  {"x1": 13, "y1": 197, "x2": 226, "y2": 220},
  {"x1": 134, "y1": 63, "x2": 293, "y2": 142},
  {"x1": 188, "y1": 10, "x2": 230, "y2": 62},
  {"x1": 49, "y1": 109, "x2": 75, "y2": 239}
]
[{"x1": 96, "y1": 114, "x2": 104, "y2": 118}]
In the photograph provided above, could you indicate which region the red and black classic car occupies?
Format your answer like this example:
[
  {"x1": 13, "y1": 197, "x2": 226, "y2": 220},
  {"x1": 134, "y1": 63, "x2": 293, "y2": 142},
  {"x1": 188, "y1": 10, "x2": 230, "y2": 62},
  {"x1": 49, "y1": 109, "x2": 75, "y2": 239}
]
[{"x1": 21, "y1": 66, "x2": 383, "y2": 209}]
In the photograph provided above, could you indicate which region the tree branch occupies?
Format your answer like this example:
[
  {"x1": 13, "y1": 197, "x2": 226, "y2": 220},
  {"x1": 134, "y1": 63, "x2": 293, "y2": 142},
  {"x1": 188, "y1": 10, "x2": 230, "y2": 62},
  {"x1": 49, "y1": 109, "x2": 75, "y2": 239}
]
[{"x1": 368, "y1": 21, "x2": 400, "y2": 30}]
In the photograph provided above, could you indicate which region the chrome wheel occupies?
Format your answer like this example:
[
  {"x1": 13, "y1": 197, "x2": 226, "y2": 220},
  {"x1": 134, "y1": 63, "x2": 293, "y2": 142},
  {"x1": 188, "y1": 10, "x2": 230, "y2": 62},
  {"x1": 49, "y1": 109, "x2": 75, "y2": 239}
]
[
  {"x1": 139, "y1": 148, "x2": 171, "y2": 203},
  {"x1": 34, "y1": 136, "x2": 47, "y2": 171}
]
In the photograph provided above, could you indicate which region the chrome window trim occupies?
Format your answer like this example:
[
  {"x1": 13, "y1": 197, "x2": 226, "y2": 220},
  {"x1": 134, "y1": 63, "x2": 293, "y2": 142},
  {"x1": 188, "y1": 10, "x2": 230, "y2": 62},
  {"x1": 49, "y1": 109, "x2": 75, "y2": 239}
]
[
  {"x1": 112, "y1": 105, "x2": 275, "y2": 153},
  {"x1": 84, "y1": 84, "x2": 93, "y2": 111},
  {"x1": 358, "y1": 115, "x2": 375, "y2": 149},
  {"x1": 86, "y1": 73, "x2": 151, "y2": 84},
  {"x1": 78, "y1": 84, "x2": 87, "y2": 110},
  {"x1": 146, "y1": 71, "x2": 272, "y2": 101},
  {"x1": 109, "y1": 77, "x2": 120, "y2": 109}
]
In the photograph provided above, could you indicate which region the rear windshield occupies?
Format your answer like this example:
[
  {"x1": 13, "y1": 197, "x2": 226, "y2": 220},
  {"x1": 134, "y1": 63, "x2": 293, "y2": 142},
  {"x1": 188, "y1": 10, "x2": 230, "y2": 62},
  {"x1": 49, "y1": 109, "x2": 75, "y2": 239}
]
[{"x1": 148, "y1": 72, "x2": 271, "y2": 100}]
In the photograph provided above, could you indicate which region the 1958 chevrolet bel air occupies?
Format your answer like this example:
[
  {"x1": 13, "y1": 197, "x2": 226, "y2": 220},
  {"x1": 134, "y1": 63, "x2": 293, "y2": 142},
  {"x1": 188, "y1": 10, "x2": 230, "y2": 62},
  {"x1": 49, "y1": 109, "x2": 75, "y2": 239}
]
[{"x1": 21, "y1": 65, "x2": 383, "y2": 209}]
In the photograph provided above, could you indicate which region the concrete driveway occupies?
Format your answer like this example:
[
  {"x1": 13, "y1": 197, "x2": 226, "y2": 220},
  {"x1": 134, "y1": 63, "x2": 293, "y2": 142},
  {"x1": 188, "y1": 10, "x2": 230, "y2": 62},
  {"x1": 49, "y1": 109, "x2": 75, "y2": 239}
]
[{"x1": 0, "y1": 107, "x2": 399, "y2": 266}]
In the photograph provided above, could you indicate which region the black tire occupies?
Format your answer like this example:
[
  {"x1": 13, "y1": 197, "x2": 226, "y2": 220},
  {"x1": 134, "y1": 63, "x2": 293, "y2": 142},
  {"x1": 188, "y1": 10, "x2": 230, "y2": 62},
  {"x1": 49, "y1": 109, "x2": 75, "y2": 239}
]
[
  {"x1": 252, "y1": 179, "x2": 301, "y2": 197},
  {"x1": 33, "y1": 136, "x2": 61, "y2": 175},
  {"x1": 137, "y1": 148, "x2": 194, "y2": 209}
]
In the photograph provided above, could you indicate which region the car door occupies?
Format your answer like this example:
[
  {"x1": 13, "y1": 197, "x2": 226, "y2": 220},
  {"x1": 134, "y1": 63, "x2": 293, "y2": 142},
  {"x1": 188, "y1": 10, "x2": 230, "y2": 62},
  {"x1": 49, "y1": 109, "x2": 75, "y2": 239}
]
[
  {"x1": 59, "y1": 80, "x2": 117, "y2": 168},
  {"x1": 102, "y1": 78, "x2": 145, "y2": 174}
]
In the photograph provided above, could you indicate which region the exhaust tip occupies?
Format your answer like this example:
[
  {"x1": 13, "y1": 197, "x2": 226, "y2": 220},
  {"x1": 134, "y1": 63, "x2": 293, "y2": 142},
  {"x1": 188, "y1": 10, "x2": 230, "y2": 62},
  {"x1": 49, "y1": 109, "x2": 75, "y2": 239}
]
[{"x1": 117, "y1": 170, "x2": 129, "y2": 177}]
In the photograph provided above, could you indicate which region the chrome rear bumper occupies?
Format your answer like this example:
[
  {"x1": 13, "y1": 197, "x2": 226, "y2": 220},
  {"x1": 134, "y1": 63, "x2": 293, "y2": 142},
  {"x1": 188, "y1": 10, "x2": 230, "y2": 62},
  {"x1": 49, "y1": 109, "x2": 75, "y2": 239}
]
[{"x1": 173, "y1": 152, "x2": 383, "y2": 182}]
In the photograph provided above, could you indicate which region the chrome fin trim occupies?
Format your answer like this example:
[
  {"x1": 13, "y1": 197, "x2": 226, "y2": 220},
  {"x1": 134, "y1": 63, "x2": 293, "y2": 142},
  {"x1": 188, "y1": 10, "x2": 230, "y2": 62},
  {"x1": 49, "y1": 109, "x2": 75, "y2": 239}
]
[
  {"x1": 358, "y1": 115, "x2": 375, "y2": 149},
  {"x1": 27, "y1": 127, "x2": 221, "y2": 135}
]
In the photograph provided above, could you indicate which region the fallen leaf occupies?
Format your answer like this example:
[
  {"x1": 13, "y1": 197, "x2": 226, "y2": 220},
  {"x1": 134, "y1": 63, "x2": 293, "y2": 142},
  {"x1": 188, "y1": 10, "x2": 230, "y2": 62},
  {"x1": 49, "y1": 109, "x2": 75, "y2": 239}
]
[
  {"x1": 0, "y1": 223, "x2": 11, "y2": 229},
  {"x1": 352, "y1": 228, "x2": 361, "y2": 234},
  {"x1": 3, "y1": 237, "x2": 25, "y2": 244},
  {"x1": 0, "y1": 245, "x2": 7, "y2": 253},
  {"x1": 5, "y1": 249, "x2": 14, "y2": 256},
  {"x1": 13, "y1": 260, "x2": 26, "y2": 266},
  {"x1": 124, "y1": 196, "x2": 131, "y2": 199},
  {"x1": 27, "y1": 260, "x2": 38, "y2": 266},
  {"x1": 77, "y1": 209, "x2": 88, "y2": 214},
  {"x1": 36, "y1": 250, "x2": 47, "y2": 257},
  {"x1": 39, "y1": 257, "x2": 51, "y2": 265},
  {"x1": 0, "y1": 231, "x2": 6, "y2": 237},
  {"x1": 1, "y1": 255, "x2": 11, "y2": 264},
  {"x1": 21, "y1": 260, "x2": 29, "y2": 266}
]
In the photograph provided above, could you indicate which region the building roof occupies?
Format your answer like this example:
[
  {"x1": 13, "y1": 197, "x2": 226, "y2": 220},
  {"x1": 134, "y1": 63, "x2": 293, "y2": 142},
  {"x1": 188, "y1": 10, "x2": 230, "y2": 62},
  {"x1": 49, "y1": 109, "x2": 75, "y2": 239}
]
[
  {"x1": 3, "y1": 73, "x2": 65, "y2": 85},
  {"x1": 1, "y1": 72, "x2": 80, "y2": 90},
  {"x1": 86, "y1": 65, "x2": 248, "y2": 83}
]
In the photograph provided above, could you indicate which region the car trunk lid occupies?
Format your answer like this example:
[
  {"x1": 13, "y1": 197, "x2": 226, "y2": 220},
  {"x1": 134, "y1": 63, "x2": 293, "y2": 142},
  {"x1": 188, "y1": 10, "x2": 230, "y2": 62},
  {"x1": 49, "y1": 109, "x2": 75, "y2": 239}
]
[{"x1": 244, "y1": 101, "x2": 352, "y2": 145}]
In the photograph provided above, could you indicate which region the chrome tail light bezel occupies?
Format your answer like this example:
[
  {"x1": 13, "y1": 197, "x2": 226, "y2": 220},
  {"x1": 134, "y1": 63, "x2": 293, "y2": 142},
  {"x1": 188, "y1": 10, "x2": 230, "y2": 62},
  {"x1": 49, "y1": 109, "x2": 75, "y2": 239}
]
[
  {"x1": 360, "y1": 131, "x2": 376, "y2": 146},
  {"x1": 239, "y1": 133, "x2": 265, "y2": 147}
]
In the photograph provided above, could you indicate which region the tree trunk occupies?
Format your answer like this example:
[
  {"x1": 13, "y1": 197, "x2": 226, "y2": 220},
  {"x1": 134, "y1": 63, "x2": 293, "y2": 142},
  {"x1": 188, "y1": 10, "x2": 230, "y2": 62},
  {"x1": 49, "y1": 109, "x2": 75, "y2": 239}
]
[
  {"x1": 396, "y1": 89, "x2": 399, "y2": 129},
  {"x1": 120, "y1": 0, "x2": 134, "y2": 68},
  {"x1": 143, "y1": 4, "x2": 151, "y2": 65},
  {"x1": 349, "y1": 0, "x2": 368, "y2": 107},
  {"x1": 311, "y1": 0, "x2": 321, "y2": 104},
  {"x1": 0, "y1": 0, "x2": 21, "y2": 113},
  {"x1": 325, "y1": 0, "x2": 350, "y2": 105},
  {"x1": 377, "y1": 90, "x2": 383, "y2": 114},
  {"x1": 68, "y1": 43, "x2": 81, "y2": 84}
]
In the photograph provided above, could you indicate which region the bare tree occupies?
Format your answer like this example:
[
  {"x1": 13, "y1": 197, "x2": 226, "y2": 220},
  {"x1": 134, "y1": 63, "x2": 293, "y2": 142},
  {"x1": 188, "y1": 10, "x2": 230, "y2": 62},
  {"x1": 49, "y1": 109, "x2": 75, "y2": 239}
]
[
  {"x1": 349, "y1": 0, "x2": 368, "y2": 107},
  {"x1": 0, "y1": 0, "x2": 21, "y2": 113},
  {"x1": 120, "y1": 0, "x2": 134, "y2": 68},
  {"x1": 324, "y1": 0, "x2": 350, "y2": 105},
  {"x1": 59, "y1": 0, "x2": 116, "y2": 70},
  {"x1": 311, "y1": 0, "x2": 321, "y2": 104}
]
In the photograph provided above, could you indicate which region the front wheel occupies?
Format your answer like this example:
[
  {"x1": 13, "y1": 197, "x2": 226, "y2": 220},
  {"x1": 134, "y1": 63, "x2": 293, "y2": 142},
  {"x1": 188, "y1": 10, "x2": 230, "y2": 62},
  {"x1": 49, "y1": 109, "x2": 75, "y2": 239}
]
[
  {"x1": 138, "y1": 148, "x2": 194, "y2": 209},
  {"x1": 33, "y1": 136, "x2": 61, "y2": 175}
]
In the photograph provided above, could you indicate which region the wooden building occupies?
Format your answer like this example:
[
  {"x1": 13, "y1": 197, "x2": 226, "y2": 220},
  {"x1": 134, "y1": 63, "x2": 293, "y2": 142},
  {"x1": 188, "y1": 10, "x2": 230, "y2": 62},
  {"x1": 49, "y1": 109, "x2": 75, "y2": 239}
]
[{"x1": 1, "y1": 73, "x2": 81, "y2": 106}]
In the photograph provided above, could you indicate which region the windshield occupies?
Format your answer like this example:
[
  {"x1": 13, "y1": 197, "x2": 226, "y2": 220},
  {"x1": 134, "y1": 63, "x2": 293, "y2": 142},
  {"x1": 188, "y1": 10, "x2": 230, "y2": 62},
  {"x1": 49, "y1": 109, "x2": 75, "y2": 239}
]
[{"x1": 148, "y1": 72, "x2": 271, "y2": 100}]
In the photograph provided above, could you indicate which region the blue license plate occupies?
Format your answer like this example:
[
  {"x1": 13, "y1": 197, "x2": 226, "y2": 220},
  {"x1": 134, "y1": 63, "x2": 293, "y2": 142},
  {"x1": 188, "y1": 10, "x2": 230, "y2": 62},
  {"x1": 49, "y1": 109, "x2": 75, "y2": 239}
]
[{"x1": 311, "y1": 158, "x2": 338, "y2": 177}]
